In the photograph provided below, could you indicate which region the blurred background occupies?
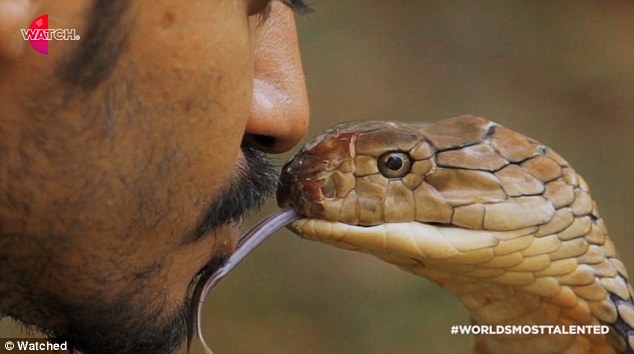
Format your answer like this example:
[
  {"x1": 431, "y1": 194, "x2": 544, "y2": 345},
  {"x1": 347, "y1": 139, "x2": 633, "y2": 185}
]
[{"x1": 2, "y1": 1, "x2": 634, "y2": 353}]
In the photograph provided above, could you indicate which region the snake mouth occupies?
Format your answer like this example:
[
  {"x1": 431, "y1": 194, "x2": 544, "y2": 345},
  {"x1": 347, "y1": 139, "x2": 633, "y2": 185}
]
[{"x1": 287, "y1": 218, "x2": 540, "y2": 279}]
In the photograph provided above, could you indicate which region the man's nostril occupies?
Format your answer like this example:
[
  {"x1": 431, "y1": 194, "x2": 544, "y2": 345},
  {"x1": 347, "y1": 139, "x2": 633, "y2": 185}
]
[
  {"x1": 255, "y1": 135, "x2": 276, "y2": 148},
  {"x1": 246, "y1": 134, "x2": 277, "y2": 151}
]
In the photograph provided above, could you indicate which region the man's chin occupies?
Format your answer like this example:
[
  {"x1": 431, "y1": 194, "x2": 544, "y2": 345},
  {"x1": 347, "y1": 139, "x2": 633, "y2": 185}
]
[{"x1": 47, "y1": 297, "x2": 189, "y2": 354}]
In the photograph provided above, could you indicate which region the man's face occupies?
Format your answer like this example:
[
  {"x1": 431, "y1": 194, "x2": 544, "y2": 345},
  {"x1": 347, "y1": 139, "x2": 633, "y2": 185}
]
[{"x1": 0, "y1": 0, "x2": 309, "y2": 353}]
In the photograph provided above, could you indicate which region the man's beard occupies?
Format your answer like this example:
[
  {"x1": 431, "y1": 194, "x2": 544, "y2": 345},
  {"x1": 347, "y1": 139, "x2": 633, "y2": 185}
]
[{"x1": 47, "y1": 146, "x2": 278, "y2": 354}]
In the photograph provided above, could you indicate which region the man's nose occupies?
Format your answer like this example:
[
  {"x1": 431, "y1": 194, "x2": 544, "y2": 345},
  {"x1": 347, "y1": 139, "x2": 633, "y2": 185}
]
[{"x1": 244, "y1": 2, "x2": 309, "y2": 154}]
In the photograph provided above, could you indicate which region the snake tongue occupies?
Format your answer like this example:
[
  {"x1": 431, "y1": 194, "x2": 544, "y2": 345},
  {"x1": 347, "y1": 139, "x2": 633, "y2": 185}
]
[{"x1": 188, "y1": 208, "x2": 300, "y2": 353}]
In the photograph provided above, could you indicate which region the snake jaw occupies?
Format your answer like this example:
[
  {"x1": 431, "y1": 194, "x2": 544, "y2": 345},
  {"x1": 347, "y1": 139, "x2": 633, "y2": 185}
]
[{"x1": 287, "y1": 218, "x2": 537, "y2": 276}]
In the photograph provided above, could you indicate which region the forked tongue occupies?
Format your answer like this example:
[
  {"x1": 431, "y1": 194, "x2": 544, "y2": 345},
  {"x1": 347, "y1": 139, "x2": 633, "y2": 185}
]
[{"x1": 187, "y1": 208, "x2": 300, "y2": 353}]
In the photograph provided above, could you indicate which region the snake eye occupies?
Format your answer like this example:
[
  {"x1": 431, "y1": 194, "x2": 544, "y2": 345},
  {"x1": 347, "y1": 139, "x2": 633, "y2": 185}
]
[{"x1": 378, "y1": 151, "x2": 412, "y2": 179}]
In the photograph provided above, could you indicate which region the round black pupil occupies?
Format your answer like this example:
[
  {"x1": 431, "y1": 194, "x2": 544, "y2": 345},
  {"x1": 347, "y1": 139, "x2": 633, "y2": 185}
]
[{"x1": 385, "y1": 155, "x2": 403, "y2": 170}]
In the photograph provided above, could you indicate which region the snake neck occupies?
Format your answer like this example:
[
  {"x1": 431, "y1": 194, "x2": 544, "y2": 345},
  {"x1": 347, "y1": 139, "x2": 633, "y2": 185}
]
[
  {"x1": 292, "y1": 216, "x2": 634, "y2": 354},
  {"x1": 409, "y1": 252, "x2": 634, "y2": 354},
  {"x1": 451, "y1": 281, "x2": 619, "y2": 354}
]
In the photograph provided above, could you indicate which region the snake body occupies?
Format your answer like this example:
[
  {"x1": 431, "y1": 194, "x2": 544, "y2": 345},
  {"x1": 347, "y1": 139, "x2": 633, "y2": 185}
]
[{"x1": 277, "y1": 116, "x2": 634, "y2": 354}]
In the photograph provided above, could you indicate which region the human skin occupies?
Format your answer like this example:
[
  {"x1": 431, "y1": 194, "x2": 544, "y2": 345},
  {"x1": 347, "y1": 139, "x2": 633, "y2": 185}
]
[{"x1": 0, "y1": 1, "x2": 309, "y2": 353}]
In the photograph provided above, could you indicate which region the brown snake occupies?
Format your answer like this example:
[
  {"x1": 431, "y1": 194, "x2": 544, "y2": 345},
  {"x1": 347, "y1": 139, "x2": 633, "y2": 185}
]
[{"x1": 192, "y1": 116, "x2": 634, "y2": 354}]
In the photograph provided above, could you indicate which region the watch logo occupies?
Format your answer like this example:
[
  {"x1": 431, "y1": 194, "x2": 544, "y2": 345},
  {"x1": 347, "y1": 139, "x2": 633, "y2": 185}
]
[{"x1": 20, "y1": 15, "x2": 81, "y2": 55}]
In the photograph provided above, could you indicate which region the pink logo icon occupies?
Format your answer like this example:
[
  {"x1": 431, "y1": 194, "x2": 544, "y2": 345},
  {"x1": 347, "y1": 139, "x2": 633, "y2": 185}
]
[{"x1": 25, "y1": 14, "x2": 49, "y2": 55}]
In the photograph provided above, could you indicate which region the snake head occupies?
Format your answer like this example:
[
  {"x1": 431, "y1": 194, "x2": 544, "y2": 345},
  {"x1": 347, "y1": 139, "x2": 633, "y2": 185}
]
[
  {"x1": 276, "y1": 115, "x2": 605, "y2": 280},
  {"x1": 278, "y1": 115, "x2": 591, "y2": 232}
]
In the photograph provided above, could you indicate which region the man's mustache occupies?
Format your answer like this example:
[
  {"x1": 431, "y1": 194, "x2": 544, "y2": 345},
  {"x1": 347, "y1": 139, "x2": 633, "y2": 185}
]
[{"x1": 186, "y1": 145, "x2": 279, "y2": 244}]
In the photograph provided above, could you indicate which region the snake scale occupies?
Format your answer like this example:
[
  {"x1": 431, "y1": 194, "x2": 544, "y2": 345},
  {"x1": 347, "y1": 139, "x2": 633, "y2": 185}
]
[{"x1": 274, "y1": 116, "x2": 634, "y2": 354}]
